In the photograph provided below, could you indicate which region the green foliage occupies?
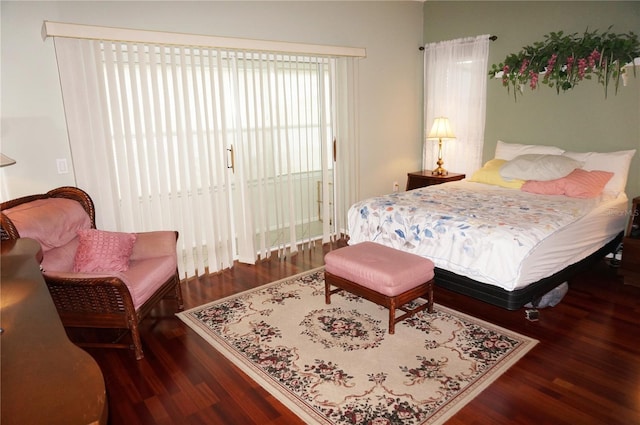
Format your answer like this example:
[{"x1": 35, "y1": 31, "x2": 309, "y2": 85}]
[{"x1": 489, "y1": 27, "x2": 640, "y2": 100}]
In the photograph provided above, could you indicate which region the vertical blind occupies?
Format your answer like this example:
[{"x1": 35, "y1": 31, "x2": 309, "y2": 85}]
[{"x1": 46, "y1": 23, "x2": 362, "y2": 278}]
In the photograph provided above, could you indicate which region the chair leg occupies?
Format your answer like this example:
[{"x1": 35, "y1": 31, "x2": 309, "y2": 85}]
[
  {"x1": 129, "y1": 321, "x2": 144, "y2": 360},
  {"x1": 175, "y1": 273, "x2": 184, "y2": 311}
]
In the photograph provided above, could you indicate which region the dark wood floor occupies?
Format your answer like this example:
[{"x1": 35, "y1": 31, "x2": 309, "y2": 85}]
[{"x1": 84, "y1": 240, "x2": 640, "y2": 425}]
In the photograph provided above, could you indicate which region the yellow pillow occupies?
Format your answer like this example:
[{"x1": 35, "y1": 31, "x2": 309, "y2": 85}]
[{"x1": 469, "y1": 159, "x2": 525, "y2": 189}]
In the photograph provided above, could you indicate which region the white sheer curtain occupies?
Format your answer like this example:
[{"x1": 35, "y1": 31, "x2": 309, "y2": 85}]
[
  {"x1": 48, "y1": 25, "x2": 361, "y2": 278},
  {"x1": 423, "y1": 35, "x2": 490, "y2": 176}
]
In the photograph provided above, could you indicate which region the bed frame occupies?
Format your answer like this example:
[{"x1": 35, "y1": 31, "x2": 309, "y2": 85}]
[{"x1": 433, "y1": 232, "x2": 623, "y2": 310}]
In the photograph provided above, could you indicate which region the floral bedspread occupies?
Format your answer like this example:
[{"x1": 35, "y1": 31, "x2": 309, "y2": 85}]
[{"x1": 348, "y1": 181, "x2": 600, "y2": 290}]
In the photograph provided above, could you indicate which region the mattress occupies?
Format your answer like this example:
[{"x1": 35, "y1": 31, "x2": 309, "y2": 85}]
[{"x1": 347, "y1": 180, "x2": 627, "y2": 292}]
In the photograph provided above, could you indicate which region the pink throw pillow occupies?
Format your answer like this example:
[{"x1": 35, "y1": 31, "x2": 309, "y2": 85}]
[
  {"x1": 73, "y1": 229, "x2": 137, "y2": 273},
  {"x1": 522, "y1": 169, "x2": 614, "y2": 198},
  {"x1": 562, "y1": 169, "x2": 614, "y2": 198},
  {"x1": 520, "y1": 177, "x2": 565, "y2": 196}
]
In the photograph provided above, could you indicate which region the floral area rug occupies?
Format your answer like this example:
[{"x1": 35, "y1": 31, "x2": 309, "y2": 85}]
[{"x1": 177, "y1": 268, "x2": 537, "y2": 425}]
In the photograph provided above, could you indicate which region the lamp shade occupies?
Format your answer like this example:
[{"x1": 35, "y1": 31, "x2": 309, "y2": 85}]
[
  {"x1": 427, "y1": 117, "x2": 455, "y2": 140},
  {"x1": 0, "y1": 154, "x2": 16, "y2": 167}
]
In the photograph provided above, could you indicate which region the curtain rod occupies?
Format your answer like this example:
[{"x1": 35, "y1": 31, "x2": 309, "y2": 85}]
[{"x1": 419, "y1": 35, "x2": 497, "y2": 51}]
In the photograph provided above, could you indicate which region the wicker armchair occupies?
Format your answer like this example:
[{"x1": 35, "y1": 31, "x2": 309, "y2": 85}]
[{"x1": 1, "y1": 186, "x2": 183, "y2": 360}]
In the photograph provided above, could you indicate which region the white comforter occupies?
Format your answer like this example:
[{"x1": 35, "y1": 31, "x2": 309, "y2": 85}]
[{"x1": 348, "y1": 181, "x2": 605, "y2": 290}]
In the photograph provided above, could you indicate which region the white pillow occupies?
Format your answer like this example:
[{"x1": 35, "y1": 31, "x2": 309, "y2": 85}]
[
  {"x1": 500, "y1": 154, "x2": 584, "y2": 181},
  {"x1": 562, "y1": 149, "x2": 636, "y2": 196},
  {"x1": 494, "y1": 140, "x2": 565, "y2": 161}
]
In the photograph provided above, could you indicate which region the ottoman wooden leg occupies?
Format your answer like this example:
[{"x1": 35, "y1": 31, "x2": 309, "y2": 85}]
[
  {"x1": 325, "y1": 272, "x2": 344, "y2": 304},
  {"x1": 428, "y1": 281, "x2": 434, "y2": 313},
  {"x1": 389, "y1": 299, "x2": 397, "y2": 334},
  {"x1": 325, "y1": 278, "x2": 331, "y2": 304}
]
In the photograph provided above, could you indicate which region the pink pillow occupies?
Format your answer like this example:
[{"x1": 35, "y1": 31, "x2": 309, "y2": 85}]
[
  {"x1": 563, "y1": 169, "x2": 614, "y2": 198},
  {"x1": 73, "y1": 229, "x2": 137, "y2": 272},
  {"x1": 4, "y1": 198, "x2": 91, "y2": 252},
  {"x1": 522, "y1": 169, "x2": 614, "y2": 198},
  {"x1": 520, "y1": 177, "x2": 565, "y2": 196}
]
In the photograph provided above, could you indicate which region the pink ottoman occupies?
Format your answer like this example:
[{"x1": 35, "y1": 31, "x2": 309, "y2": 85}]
[{"x1": 324, "y1": 241, "x2": 435, "y2": 334}]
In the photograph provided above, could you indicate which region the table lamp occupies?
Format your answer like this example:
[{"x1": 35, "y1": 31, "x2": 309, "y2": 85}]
[{"x1": 427, "y1": 117, "x2": 455, "y2": 176}]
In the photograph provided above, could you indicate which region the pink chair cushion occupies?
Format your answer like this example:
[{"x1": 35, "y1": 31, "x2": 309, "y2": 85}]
[
  {"x1": 4, "y1": 198, "x2": 91, "y2": 252},
  {"x1": 122, "y1": 255, "x2": 177, "y2": 309},
  {"x1": 45, "y1": 255, "x2": 176, "y2": 310},
  {"x1": 73, "y1": 229, "x2": 137, "y2": 273},
  {"x1": 324, "y1": 241, "x2": 435, "y2": 297},
  {"x1": 41, "y1": 237, "x2": 80, "y2": 272},
  {"x1": 45, "y1": 231, "x2": 178, "y2": 310}
]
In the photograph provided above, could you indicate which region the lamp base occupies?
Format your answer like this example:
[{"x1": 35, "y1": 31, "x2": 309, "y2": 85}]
[
  {"x1": 432, "y1": 137, "x2": 448, "y2": 176},
  {"x1": 432, "y1": 167, "x2": 448, "y2": 176}
]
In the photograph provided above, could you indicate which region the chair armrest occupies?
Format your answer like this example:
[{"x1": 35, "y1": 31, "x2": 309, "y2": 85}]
[
  {"x1": 130, "y1": 231, "x2": 178, "y2": 261},
  {"x1": 43, "y1": 272, "x2": 136, "y2": 315},
  {"x1": 44, "y1": 271, "x2": 129, "y2": 287}
]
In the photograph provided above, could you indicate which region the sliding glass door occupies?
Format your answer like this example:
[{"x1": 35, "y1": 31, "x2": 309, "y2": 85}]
[
  {"x1": 228, "y1": 54, "x2": 336, "y2": 262},
  {"x1": 52, "y1": 35, "x2": 350, "y2": 277}
]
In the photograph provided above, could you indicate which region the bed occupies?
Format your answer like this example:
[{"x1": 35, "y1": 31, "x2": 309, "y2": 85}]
[{"x1": 347, "y1": 141, "x2": 635, "y2": 310}]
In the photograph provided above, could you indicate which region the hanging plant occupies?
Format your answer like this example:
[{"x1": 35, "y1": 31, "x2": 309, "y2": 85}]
[{"x1": 489, "y1": 27, "x2": 640, "y2": 100}]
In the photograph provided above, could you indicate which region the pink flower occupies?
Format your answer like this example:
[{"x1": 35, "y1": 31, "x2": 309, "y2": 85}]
[
  {"x1": 502, "y1": 65, "x2": 510, "y2": 86},
  {"x1": 519, "y1": 59, "x2": 529, "y2": 75},
  {"x1": 588, "y1": 49, "x2": 600, "y2": 68},
  {"x1": 578, "y1": 58, "x2": 588, "y2": 79},
  {"x1": 529, "y1": 70, "x2": 538, "y2": 89},
  {"x1": 545, "y1": 53, "x2": 558, "y2": 76},
  {"x1": 566, "y1": 56, "x2": 574, "y2": 74}
]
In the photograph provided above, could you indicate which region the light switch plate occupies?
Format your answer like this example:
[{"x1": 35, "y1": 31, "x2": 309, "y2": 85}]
[{"x1": 56, "y1": 158, "x2": 69, "y2": 174}]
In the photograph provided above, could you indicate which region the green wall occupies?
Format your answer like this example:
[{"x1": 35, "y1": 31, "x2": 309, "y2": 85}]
[{"x1": 424, "y1": 1, "x2": 640, "y2": 199}]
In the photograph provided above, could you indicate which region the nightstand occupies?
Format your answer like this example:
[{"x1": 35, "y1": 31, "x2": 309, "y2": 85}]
[
  {"x1": 619, "y1": 196, "x2": 640, "y2": 287},
  {"x1": 406, "y1": 170, "x2": 465, "y2": 191}
]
